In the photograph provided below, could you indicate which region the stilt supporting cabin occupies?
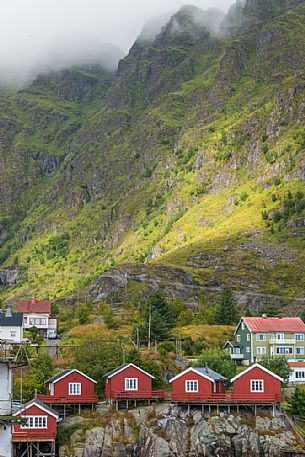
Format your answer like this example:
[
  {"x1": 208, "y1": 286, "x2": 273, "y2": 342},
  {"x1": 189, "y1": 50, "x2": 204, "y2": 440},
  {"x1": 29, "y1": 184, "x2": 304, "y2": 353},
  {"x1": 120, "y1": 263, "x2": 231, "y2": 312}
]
[{"x1": 13, "y1": 441, "x2": 56, "y2": 457}]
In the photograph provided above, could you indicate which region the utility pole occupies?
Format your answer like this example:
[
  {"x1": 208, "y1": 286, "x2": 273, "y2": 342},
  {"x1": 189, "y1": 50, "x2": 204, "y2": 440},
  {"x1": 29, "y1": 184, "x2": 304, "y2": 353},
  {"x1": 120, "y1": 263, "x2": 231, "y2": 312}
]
[
  {"x1": 148, "y1": 303, "x2": 152, "y2": 350},
  {"x1": 136, "y1": 328, "x2": 140, "y2": 351}
]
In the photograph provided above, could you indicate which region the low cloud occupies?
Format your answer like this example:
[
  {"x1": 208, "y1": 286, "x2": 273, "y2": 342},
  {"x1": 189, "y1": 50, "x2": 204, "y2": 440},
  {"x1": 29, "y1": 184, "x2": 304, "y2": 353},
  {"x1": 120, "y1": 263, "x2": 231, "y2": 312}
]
[{"x1": 0, "y1": 0, "x2": 234, "y2": 87}]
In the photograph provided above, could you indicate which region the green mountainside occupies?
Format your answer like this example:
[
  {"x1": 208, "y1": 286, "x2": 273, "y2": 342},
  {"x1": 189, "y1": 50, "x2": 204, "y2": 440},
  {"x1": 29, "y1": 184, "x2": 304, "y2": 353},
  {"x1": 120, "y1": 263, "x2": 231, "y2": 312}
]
[{"x1": 0, "y1": 0, "x2": 304, "y2": 314}]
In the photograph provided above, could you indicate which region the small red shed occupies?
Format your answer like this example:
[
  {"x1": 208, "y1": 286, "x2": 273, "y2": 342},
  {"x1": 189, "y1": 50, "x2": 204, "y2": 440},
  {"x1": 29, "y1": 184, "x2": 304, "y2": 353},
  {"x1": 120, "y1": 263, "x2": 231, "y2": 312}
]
[
  {"x1": 12, "y1": 399, "x2": 58, "y2": 442},
  {"x1": 104, "y1": 363, "x2": 164, "y2": 400},
  {"x1": 37, "y1": 369, "x2": 98, "y2": 404},
  {"x1": 231, "y1": 363, "x2": 283, "y2": 402},
  {"x1": 170, "y1": 365, "x2": 227, "y2": 401}
]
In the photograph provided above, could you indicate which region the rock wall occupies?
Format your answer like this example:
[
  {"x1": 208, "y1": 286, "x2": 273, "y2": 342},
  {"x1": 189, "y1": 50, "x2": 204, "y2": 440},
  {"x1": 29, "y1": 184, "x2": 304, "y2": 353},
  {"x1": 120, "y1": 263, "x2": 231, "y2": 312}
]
[{"x1": 59, "y1": 404, "x2": 303, "y2": 457}]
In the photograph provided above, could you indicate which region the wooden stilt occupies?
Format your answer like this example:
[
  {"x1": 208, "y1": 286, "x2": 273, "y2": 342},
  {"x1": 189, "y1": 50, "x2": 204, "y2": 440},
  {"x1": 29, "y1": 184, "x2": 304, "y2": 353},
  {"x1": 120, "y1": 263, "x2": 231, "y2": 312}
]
[
  {"x1": 64, "y1": 403, "x2": 66, "y2": 419},
  {"x1": 237, "y1": 404, "x2": 239, "y2": 414},
  {"x1": 216, "y1": 404, "x2": 219, "y2": 415},
  {"x1": 208, "y1": 404, "x2": 211, "y2": 414},
  {"x1": 202, "y1": 405, "x2": 204, "y2": 416},
  {"x1": 187, "y1": 404, "x2": 190, "y2": 415},
  {"x1": 126, "y1": 399, "x2": 129, "y2": 410},
  {"x1": 228, "y1": 404, "x2": 231, "y2": 415},
  {"x1": 78, "y1": 403, "x2": 81, "y2": 415}
]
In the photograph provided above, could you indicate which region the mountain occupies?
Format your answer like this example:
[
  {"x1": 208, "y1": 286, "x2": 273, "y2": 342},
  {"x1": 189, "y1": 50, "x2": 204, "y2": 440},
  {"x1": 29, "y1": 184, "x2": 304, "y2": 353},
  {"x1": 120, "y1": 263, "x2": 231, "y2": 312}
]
[{"x1": 0, "y1": 0, "x2": 304, "y2": 315}]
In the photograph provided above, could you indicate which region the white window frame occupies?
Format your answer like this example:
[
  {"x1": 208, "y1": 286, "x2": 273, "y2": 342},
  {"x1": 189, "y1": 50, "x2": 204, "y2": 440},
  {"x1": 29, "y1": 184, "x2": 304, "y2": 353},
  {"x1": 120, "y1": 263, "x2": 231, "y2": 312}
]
[
  {"x1": 235, "y1": 347, "x2": 241, "y2": 355},
  {"x1": 256, "y1": 347, "x2": 266, "y2": 355},
  {"x1": 256, "y1": 333, "x2": 266, "y2": 341},
  {"x1": 241, "y1": 322, "x2": 245, "y2": 330},
  {"x1": 125, "y1": 378, "x2": 138, "y2": 391},
  {"x1": 295, "y1": 334, "x2": 304, "y2": 341},
  {"x1": 50, "y1": 383, "x2": 54, "y2": 396},
  {"x1": 10, "y1": 331, "x2": 17, "y2": 338},
  {"x1": 296, "y1": 347, "x2": 304, "y2": 355},
  {"x1": 21, "y1": 416, "x2": 48, "y2": 429},
  {"x1": 247, "y1": 334, "x2": 250, "y2": 342},
  {"x1": 276, "y1": 333, "x2": 284, "y2": 341},
  {"x1": 69, "y1": 382, "x2": 81, "y2": 395},
  {"x1": 296, "y1": 371, "x2": 305, "y2": 379},
  {"x1": 185, "y1": 380, "x2": 199, "y2": 393},
  {"x1": 236, "y1": 335, "x2": 241, "y2": 342},
  {"x1": 246, "y1": 347, "x2": 251, "y2": 353},
  {"x1": 250, "y1": 379, "x2": 264, "y2": 392}
]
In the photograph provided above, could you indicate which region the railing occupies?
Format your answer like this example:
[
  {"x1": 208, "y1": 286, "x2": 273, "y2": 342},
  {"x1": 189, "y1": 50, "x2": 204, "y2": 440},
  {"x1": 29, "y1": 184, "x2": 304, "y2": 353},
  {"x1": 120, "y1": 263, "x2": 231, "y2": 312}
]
[
  {"x1": 12, "y1": 430, "x2": 56, "y2": 441},
  {"x1": 36, "y1": 394, "x2": 98, "y2": 403},
  {"x1": 269, "y1": 338, "x2": 296, "y2": 345},
  {"x1": 231, "y1": 353, "x2": 244, "y2": 360},
  {"x1": 170, "y1": 393, "x2": 279, "y2": 403},
  {"x1": 110, "y1": 390, "x2": 165, "y2": 400}
]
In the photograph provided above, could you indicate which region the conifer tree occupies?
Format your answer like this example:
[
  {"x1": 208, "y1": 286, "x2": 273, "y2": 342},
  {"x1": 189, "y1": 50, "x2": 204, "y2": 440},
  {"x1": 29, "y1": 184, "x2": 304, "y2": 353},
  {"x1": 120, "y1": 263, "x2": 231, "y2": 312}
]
[{"x1": 215, "y1": 285, "x2": 239, "y2": 325}]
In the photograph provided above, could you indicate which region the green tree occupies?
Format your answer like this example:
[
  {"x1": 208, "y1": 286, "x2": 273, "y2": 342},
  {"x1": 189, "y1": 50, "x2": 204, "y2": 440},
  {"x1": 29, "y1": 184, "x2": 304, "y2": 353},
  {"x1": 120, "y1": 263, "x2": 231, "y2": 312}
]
[
  {"x1": 196, "y1": 347, "x2": 237, "y2": 380},
  {"x1": 300, "y1": 309, "x2": 305, "y2": 324},
  {"x1": 289, "y1": 386, "x2": 305, "y2": 418},
  {"x1": 77, "y1": 304, "x2": 90, "y2": 325},
  {"x1": 260, "y1": 356, "x2": 291, "y2": 384},
  {"x1": 100, "y1": 303, "x2": 118, "y2": 329},
  {"x1": 75, "y1": 338, "x2": 122, "y2": 397},
  {"x1": 137, "y1": 291, "x2": 176, "y2": 341},
  {"x1": 13, "y1": 353, "x2": 53, "y2": 401},
  {"x1": 215, "y1": 286, "x2": 239, "y2": 325}
]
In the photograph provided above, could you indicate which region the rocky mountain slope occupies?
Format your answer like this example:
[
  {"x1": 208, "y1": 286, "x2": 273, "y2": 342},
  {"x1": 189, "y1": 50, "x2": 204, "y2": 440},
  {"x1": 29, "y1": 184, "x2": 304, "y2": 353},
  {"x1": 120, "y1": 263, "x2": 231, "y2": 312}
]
[
  {"x1": 0, "y1": 0, "x2": 304, "y2": 312},
  {"x1": 59, "y1": 404, "x2": 302, "y2": 457}
]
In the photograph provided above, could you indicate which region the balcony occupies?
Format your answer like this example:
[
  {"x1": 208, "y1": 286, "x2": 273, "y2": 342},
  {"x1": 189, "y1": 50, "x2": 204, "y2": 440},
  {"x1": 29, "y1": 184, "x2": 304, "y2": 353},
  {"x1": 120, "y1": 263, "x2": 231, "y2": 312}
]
[
  {"x1": 170, "y1": 393, "x2": 279, "y2": 403},
  {"x1": 269, "y1": 339, "x2": 296, "y2": 345},
  {"x1": 109, "y1": 390, "x2": 165, "y2": 400},
  {"x1": 230, "y1": 353, "x2": 244, "y2": 360},
  {"x1": 36, "y1": 394, "x2": 98, "y2": 404},
  {"x1": 12, "y1": 430, "x2": 56, "y2": 442}
]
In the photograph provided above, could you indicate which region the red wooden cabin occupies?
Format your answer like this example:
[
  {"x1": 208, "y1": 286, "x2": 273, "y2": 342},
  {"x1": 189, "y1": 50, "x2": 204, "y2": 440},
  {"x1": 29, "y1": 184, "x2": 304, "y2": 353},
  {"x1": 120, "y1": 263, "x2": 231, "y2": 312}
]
[
  {"x1": 170, "y1": 365, "x2": 227, "y2": 401},
  {"x1": 231, "y1": 363, "x2": 283, "y2": 402},
  {"x1": 12, "y1": 399, "x2": 58, "y2": 442},
  {"x1": 104, "y1": 363, "x2": 164, "y2": 400},
  {"x1": 37, "y1": 369, "x2": 98, "y2": 404}
]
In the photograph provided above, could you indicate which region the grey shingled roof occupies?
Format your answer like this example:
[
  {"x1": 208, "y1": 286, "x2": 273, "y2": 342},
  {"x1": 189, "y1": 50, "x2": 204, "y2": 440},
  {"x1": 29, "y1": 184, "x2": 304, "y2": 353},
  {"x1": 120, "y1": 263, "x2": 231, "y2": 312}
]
[
  {"x1": 0, "y1": 312, "x2": 23, "y2": 327},
  {"x1": 226, "y1": 340, "x2": 241, "y2": 348},
  {"x1": 194, "y1": 367, "x2": 227, "y2": 381},
  {"x1": 103, "y1": 363, "x2": 129, "y2": 378},
  {"x1": 16, "y1": 398, "x2": 59, "y2": 417},
  {"x1": 45, "y1": 369, "x2": 73, "y2": 384}
]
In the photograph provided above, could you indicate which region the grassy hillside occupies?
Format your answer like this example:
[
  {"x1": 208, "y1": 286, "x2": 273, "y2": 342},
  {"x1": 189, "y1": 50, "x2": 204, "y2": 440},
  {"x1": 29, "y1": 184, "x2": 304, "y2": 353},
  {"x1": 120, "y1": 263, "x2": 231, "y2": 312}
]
[{"x1": 0, "y1": 0, "x2": 304, "y2": 315}]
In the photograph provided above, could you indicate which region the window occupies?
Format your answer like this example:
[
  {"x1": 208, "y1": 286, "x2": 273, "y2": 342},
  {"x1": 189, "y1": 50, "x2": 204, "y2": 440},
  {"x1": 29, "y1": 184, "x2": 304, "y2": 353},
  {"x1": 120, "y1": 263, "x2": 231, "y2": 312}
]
[
  {"x1": 21, "y1": 416, "x2": 47, "y2": 429},
  {"x1": 246, "y1": 347, "x2": 251, "y2": 353},
  {"x1": 276, "y1": 333, "x2": 284, "y2": 341},
  {"x1": 241, "y1": 322, "x2": 245, "y2": 330},
  {"x1": 10, "y1": 331, "x2": 16, "y2": 338},
  {"x1": 185, "y1": 380, "x2": 199, "y2": 392},
  {"x1": 69, "y1": 383, "x2": 81, "y2": 395},
  {"x1": 251, "y1": 380, "x2": 264, "y2": 392},
  {"x1": 235, "y1": 348, "x2": 240, "y2": 354},
  {"x1": 236, "y1": 335, "x2": 241, "y2": 342},
  {"x1": 296, "y1": 334, "x2": 304, "y2": 341},
  {"x1": 276, "y1": 347, "x2": 293, "y2": 355},
  {"x1": 29, "y1": 318, "x2": 34, "y2": 325},
  {"x1": 256, "y1": 334, "x2": 266, "y2": 341},
  {"x1": 256, "y1": 347, "x2": 266, "y2": 355},
  {"x1": 247, "y1": 334, "x2": 250, "y2": 342},
  {"x1": 125, "y1": 378, "x2": 138, "y2": 391},
  {"x1": 296, "y1": 371, "x2": 305, "y2": 379},
  {"x1": 296, "y1": 347, "x2": 304, "y2": 355},
  {"x1": 50, "y1": 383, "x2": 54, "y2": 396}
]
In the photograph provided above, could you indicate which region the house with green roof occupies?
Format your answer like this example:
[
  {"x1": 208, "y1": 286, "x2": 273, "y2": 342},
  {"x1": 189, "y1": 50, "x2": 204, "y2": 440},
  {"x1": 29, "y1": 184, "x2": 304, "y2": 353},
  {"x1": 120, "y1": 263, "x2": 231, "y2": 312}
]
[{"x1": 224, "y1": 315, "x2": 305, "y2": 365}]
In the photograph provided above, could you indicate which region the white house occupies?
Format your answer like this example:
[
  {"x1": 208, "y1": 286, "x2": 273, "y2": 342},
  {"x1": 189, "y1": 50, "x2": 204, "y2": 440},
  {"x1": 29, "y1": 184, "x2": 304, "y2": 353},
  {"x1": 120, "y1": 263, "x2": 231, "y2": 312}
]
[
  {"x1": 0, "y1": 309, "x2": 23, "y2": 343},
  {"x1": 288, "y1": 362, "x2": 305, "y2": 384},
  {"x1": 17, "y1": 298, "x2": 57, "y2": 339}
]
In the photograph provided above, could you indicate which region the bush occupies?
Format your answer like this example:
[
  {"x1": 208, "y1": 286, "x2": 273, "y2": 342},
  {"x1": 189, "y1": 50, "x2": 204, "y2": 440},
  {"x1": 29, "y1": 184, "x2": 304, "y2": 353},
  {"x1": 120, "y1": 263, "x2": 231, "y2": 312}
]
[{"x1": 196, "y1": 348, "x2": 236, "y2": 380}]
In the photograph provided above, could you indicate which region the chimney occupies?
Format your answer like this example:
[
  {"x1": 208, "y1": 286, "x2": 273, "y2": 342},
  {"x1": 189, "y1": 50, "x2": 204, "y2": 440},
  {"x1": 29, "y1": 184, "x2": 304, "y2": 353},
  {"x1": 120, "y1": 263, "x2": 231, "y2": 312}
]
[
  {"x1": 262, "y1": 314, "x2": 267, "y2": 318},
  {"x1": 205, "y1": 362, "x2": 209, "y2": 373}
]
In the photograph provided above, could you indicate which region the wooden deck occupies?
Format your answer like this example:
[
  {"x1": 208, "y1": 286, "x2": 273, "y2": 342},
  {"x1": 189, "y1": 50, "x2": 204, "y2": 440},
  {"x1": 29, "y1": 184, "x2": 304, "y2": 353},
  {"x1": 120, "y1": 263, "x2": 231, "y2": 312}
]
[{"x1": 36, "y1": 394, "x2": 98, "y2": 404}]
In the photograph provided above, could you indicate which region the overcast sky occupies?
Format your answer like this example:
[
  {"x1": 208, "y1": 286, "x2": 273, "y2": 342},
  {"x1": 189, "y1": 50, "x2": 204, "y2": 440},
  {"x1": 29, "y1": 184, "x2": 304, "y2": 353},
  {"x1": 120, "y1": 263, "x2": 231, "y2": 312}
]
[{"x1": 0, "y1": 0, "x2": 234, "y2": 86}]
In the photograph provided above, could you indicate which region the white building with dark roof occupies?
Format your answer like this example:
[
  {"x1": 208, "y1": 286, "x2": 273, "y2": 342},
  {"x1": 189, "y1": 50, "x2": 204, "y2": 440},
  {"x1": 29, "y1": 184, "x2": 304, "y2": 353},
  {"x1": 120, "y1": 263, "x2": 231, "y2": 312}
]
[{"x1": 0, "y1": 308, "x2": 23, "y2": 343}]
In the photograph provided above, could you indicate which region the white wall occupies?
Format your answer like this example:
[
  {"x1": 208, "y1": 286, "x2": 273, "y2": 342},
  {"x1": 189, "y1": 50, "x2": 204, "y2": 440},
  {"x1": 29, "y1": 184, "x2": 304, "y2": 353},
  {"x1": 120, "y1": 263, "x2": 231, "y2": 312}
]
[
  {"x1": 0, "y1": 362, "x2": 12, "y2": 457},
  {"x1": 23, "y1": 313, "x2": 49, "y2": 329},
  {"x1": 0, "y1": 326, "x2": 23, "y2": 343},
  {"x1": 289, "y1": 367, "x2": 305, "y2": 384}
]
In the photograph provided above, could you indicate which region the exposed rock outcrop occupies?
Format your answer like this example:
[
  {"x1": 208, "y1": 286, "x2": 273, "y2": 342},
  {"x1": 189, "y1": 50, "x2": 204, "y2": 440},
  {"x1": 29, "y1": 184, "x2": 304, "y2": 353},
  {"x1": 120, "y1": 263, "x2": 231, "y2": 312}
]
[{"x1": 0, "y1": 268, "x2": 18, "y2": 286}]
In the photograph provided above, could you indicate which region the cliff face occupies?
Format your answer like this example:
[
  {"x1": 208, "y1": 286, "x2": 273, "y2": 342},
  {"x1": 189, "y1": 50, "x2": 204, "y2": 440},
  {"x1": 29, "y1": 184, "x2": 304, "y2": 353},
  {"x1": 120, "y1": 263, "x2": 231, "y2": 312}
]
[
  {"x1": 59, "y1": 405, "x2": 301, "y2": 457},
  {"x1": 0, "y1": 1, "x2": 304, "y2": 307}
]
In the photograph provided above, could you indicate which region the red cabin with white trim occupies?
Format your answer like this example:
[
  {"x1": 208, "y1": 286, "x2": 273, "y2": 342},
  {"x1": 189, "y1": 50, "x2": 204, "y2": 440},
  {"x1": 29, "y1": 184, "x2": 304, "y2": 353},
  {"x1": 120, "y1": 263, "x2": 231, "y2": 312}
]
[
  {"x1": 12, "y1": 399, "x2": 58, "y2": 442},
  {"x1": 170, "y1": 366, "x2": 227, "y2": 401},
  {"x1": 104, "y1": 363, "x2": 164, "y2": 400},
  {"x1": 37, "y1": 369, "x2": 98, "y2": 404},
  {"x1": 231, "y1": 363, "x2": 283, "y2": 402}
]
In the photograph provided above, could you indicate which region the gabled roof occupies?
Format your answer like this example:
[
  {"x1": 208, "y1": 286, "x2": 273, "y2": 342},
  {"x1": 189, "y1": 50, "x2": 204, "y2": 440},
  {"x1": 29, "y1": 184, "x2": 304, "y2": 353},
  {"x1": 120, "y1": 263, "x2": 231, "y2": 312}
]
[
  {"x1": 241, "y1": 317, "x2": 305, "y2": 333},
  {"x1": 13, "y1": 399, "x2": 59, "y2": 419},
  {"x1": 45, "y1": 369, "x2": 97, "y2": 384},
  {"x1": 231, "y1": 363, "x2": 284, "y2": 383},
  {"x1": 288, "y1": 362, "x2": 305, "y2": 368},
  {"x1": 169, "y1": 366, "x2": 227, "y2": 384},
  {"x1": 17, "y1": 298, "x2": 51, "y2": 314},
  {"x1": 224, "y1": 340, "x2": 241, "y2": 348},
  {"x1": 103, "y1": 363, "x2": 155, "y2": 379},
  {"x1": 0, "y1": 312, "x2": 23, "y2": 327}
]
